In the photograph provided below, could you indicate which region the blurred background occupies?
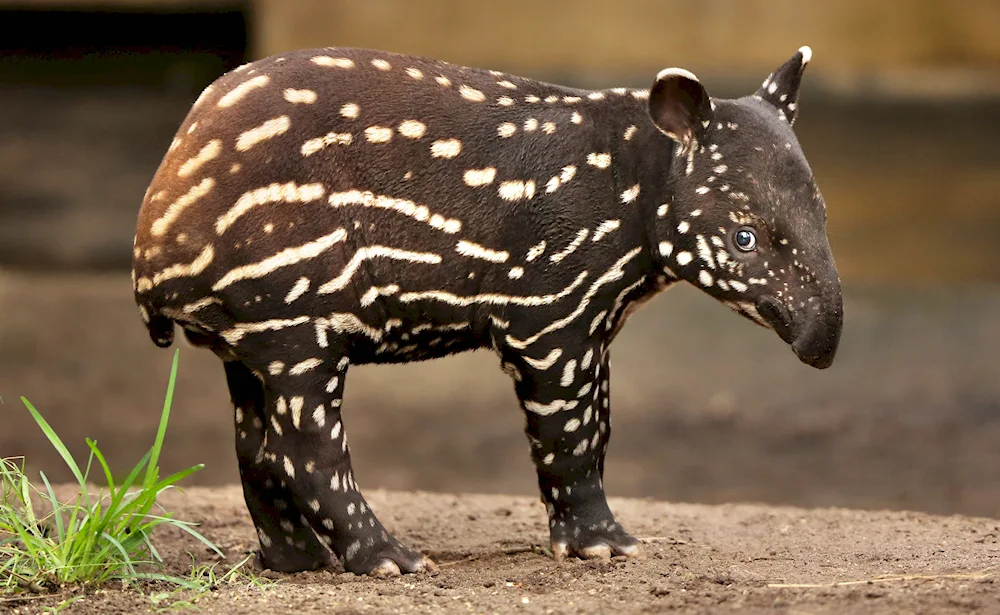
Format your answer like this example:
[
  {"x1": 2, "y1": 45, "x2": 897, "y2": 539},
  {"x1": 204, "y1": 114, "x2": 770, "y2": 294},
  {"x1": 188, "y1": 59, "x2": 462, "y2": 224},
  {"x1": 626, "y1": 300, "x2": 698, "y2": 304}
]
[{"x1": 0, "y1": 0, "x2": 998, "y2": 518}]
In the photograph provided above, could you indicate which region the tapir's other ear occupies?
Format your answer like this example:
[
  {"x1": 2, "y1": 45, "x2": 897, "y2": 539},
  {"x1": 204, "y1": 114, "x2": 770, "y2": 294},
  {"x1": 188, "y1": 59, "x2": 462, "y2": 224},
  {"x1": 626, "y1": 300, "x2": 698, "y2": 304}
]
[
  {"x1": 755, "y1": 46, "x2": 812, "y2": 124},
  {"x1": 648, "y1": 67, "x2": 713, "y2": 154}
]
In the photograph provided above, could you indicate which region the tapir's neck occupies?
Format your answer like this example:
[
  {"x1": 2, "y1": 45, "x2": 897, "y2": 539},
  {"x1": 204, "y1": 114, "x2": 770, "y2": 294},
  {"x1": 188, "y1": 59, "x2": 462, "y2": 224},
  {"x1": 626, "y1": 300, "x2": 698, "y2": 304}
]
[{"x1": 553, "y1": 89, "x2": 681, "y2": 278}]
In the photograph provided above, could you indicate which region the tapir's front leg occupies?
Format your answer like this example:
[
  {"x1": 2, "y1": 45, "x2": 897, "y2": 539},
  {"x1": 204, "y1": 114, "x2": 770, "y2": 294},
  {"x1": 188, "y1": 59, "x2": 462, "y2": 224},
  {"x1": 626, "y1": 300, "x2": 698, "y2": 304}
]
[{"x1": 503, "y1": 339, "x2": 643, "y2": 561}]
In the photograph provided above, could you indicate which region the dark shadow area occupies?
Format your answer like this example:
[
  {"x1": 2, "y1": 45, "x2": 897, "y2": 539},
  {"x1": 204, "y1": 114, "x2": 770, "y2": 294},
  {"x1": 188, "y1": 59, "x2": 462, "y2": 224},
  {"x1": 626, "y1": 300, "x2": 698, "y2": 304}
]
[{"x1": 0, "y1": 7, "x2": 249, "y2": 89}]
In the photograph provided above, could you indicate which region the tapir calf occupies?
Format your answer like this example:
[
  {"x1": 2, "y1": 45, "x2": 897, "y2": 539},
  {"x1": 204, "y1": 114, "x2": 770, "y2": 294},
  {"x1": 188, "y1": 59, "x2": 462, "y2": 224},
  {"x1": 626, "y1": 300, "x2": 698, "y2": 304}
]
[{"x1": 132, "y1": 45, "x2": 843, "y2": 576}]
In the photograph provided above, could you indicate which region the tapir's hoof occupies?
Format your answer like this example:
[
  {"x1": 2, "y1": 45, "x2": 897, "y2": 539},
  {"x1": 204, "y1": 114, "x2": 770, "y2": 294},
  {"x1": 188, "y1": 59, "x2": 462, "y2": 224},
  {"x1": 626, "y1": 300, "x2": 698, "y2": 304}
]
[
  {"x1": 367, "y1": 555, "x2": 438, "y2": 577},
  {"x1": 346, "y1": 542, "x2": 438, "y2": 577},
  {"x1": 552, "y1": 533, "x2": 645, "y2": 562}
]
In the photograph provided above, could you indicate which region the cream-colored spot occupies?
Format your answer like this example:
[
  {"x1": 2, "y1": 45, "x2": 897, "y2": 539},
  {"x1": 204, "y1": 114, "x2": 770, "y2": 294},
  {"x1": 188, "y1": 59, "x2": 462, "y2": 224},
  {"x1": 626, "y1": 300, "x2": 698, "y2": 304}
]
[
  {"x1": 340, "y1": 103, "x2": 359, "y2": 118},
  {"x1": 236, "y1": 116, "x2": 290, "y2": 151},
  {"x1": 135, "y1": 244, "x2": 214, "y2": 292},
  {"x1": 544, "y1": 165, "x2": 577, "y2": 194},
  {"x1": 283, "y1": 88, "x2": 317, "y2": 104},
  {"x1": 217, "y1": 75, "x2": 269, "y2": 107},
  {"x1": 497, "y1": 95, "x2": 515, "y2": 106},
  {"x1": 592, "y1": 219, "x2": 621, "y2": 241},
  {"x1": 587, "y1": 91, "x2": 606, "y2": 100},
  {"x1": 398, "y1": 120, "x2": 427, "y2": 139},
  {"x1": 550, "y1": 228, "x2": 589, "y2": 263},
  {"x1": 631, "y1": 89, "x2": 650, "y2": 99},
  {"x1": 301, "y1": 132, "x2": 352, "y2": 156},
  {"x1": 498, "y1": 80, "x2": 517, "y2": 89},
  {"x1": 456, "y1": 240, "x2": 509, "y2": 263},
  {"x1": 151, "y1": 178, "x2": 215, "y2": 237},
  {"x1": 497, "y1": 122, "x2": 517, "y2": 138},
  {"x1": 587, "y1": 152, "x2": 611, "y2": 169},
  {"x1": 463, "y1": 167, "x2": 497, "y2": 186},
  {"x1": 317, "y1": 247, "x2": 442, "y2": 295},
  {"x1": 371, "y1": 58, "x2": 391, "y2": 70},
  {"x1": 177, "y1": 139, "x2": 221, "y2": 178},
  {"x1": 312, "y1": 56, "x2": 354, "y2": 68},
  {"x1": 524, "y1": 118, "x2": 538, "y2": 132},
  {"x1": 364, "y1": 126, "x2": 393, "y2": 143},
  {"x1": 624, "y1": 125, "x2": 637, "y2": 140},
  {"x1": 544, "y1": 95, "x2": 559, "y2": 103},
  {"x1": 563, "y1": 96, "x2": 581, "y2": 104},
  {"x1": 542, "y1": 122, "x2": 556, "y2": 134},
  {"x1": 526, "y1": 241, "x2": 546, "y2": 261},
  {"x1": 216, "y1": 182, "x2": 326, "y2": 234},
  {"x1": 406, "y1": 67, "x2": 424, "y2": 79},
  {"x1": 285, "y1": 277, "x2": 311, "y2": 304},
  {"x1": 289, "y1": 358, "x2": 323, "y2": 376},
  {"x1": 359, "y1": 284, "x2": 400, "y2": 307},
  {"x1": 230, "y1": 163, "x2": 241, "y2": 174},
  {"x1": 187, "y1": 122, "x2": 198, "y2": 134},
  {"x1": 498, "y1": 180, "x2": 535, "y2": 202},
  {"x1": 459, "y1": 85, "x2": 486, "y2": 102},
  {"x1": 213, "y1": 229, "x2": 347, "y2": 291},
  {"x1": 430, "y1": 139, "x2": 462, "y2": 158},
  {"x1": 268, "y1": 361, "x2": 285, "y2": 375},
  {"x1": 620, "y1": 184, "x2": 640, "y2": 203},
  {"x1": 525, "y1": 95, "x2": 541, "y2": 103},
  {"x1": 435, "y1": 75, "x2": 451, "y2": 86},
  {"x1": 508, "y1": 266, "x2": 524, "y2": 279},
  {"x1": 328, "y1": 190, "x2": 462, "y2": 234}
]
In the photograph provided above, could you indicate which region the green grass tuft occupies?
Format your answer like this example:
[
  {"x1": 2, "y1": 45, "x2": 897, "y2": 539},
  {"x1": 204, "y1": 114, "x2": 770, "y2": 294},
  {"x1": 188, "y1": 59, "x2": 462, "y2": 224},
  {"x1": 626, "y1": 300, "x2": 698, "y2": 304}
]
[{"x1": 0, "y1": 349, "x2": 222, "y2": 594}]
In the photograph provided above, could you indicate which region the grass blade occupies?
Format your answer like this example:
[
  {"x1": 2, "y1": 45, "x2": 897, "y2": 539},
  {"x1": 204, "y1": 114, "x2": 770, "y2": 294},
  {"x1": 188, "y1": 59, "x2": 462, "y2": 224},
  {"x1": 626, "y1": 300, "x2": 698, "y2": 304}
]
[
  {"x1": 21, "y1": 399, "x2": 86, "y2": 493},
  {"x1": 38, "y1": 471, "x2": 66, "y2": 542},
  {"x1": 145, "y1": 350, "x2": 180, "y2": 490}
]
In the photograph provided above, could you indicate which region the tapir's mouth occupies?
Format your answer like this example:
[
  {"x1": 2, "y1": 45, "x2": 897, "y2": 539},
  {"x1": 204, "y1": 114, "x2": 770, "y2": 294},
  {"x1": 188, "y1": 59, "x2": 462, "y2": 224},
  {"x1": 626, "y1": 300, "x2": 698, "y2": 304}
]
[
  {"x1": 756, "y1": 297, "x2": 795, "y2": 343},
  {"x1": 756, "y1": 296, "x2": 842, "y2": 369}
]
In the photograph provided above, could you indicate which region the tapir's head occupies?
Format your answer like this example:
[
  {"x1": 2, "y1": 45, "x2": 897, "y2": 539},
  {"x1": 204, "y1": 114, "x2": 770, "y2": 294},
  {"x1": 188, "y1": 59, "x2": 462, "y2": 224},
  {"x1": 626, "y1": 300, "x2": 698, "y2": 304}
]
[{"x1": 646, "y1": 47, "x2": 842, "y2": 369}]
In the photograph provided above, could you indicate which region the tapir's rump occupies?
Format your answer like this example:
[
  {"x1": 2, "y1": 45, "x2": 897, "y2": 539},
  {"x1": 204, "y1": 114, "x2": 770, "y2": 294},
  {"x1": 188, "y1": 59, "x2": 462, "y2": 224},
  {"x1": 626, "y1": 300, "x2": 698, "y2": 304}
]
[{"x1": 132, "y1": 46, "x2": 841, "y2": 575}]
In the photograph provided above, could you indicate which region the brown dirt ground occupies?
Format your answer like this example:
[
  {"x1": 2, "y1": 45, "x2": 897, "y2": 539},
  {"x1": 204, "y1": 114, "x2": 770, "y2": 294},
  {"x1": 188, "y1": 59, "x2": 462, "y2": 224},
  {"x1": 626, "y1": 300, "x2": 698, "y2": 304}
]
[{"x1": 2, "y1": 487, "x2": 999, "y2": 615}]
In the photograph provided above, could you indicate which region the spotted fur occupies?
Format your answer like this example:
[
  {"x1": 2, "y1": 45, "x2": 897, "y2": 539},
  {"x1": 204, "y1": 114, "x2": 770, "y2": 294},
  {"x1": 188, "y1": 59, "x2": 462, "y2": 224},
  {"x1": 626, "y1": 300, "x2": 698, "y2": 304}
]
[{"x1": 132, "y1": 45, "x2": 842, "y2": 575}]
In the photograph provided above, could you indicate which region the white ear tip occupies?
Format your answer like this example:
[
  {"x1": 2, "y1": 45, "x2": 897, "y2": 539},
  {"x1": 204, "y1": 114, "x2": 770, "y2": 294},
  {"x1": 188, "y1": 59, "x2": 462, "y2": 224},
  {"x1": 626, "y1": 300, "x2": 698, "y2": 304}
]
[
  {"x1": 798, "y1": 46, "x2": 812, "y2": 65},
  {"x1": 656, "y1": 67, "x2": 699, "y2": 83}
]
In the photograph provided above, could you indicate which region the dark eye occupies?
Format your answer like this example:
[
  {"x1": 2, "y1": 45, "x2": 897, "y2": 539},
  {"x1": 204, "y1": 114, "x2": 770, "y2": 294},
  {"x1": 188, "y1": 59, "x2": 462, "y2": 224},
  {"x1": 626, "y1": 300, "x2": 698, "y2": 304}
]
[{"x1": 734, "y1": 228, "x2": 757, "y2": 252}]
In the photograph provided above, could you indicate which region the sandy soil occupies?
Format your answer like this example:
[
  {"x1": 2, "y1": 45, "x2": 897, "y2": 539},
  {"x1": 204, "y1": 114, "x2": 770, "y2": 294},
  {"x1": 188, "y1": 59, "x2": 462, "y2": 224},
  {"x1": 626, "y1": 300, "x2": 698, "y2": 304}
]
[{"x1": 2, "y1": 487, "x2": 998, "y2": 614}]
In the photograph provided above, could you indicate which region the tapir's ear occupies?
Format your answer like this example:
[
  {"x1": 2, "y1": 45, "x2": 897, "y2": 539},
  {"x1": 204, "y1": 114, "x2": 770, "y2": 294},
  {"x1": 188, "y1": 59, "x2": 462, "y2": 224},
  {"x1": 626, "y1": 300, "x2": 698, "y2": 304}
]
[
  {"x1": 755, "y1": 46, "x2": 812, "y2": 124},
  {"x1": 648, "y1": 67, "x2": 713, "y2": 154}
]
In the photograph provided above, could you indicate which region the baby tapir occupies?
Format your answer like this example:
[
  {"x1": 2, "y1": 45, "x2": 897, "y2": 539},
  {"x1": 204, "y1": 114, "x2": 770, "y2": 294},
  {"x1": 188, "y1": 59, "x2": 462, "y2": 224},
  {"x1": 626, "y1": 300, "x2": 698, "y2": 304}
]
[{"x1": 132, "y1": 45, "x2": 843, "y2": 576}]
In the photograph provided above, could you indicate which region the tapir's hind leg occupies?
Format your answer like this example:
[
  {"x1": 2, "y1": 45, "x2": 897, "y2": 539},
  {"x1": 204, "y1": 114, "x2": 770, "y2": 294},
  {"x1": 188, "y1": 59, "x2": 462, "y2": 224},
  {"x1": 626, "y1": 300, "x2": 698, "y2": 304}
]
[
  {"x1": 230, "y1": 330, "x2": 436, "y2": 576},
  {"x1": 224, "y1": 361, "x2": 334, "y2": 572}
]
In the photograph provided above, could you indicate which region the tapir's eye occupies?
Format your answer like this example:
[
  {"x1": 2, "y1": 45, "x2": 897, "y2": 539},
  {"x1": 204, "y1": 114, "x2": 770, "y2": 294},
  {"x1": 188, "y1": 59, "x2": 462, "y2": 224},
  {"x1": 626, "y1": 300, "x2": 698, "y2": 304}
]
[{"x1": 734, "y1": 228, "x2": 757, "y2": 252}]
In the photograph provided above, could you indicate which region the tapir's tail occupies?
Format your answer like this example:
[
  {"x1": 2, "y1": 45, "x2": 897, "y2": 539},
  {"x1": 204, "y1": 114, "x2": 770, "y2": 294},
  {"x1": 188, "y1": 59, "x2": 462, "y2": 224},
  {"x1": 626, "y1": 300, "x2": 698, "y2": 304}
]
[{"x1": 143, "y1": 310, "x2": 176, "y2": 348}]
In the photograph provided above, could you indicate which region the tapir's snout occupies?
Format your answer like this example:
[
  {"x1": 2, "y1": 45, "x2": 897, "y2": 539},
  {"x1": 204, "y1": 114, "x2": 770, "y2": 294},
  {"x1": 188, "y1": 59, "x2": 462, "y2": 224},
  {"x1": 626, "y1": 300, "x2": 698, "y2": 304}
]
[{"x1": 757, "y1": 285, "x2": 843, "y2": 370}]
